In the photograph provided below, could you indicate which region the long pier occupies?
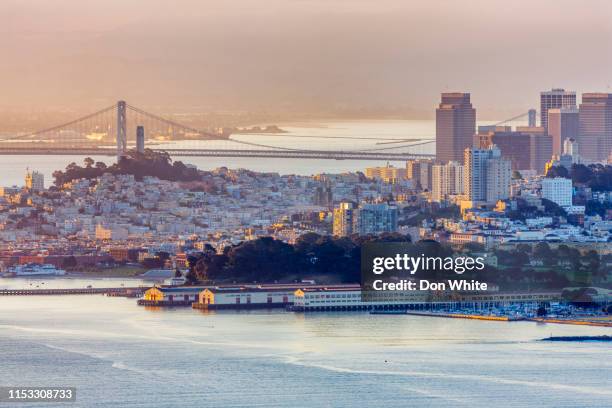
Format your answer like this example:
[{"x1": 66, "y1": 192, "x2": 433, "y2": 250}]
[{"x1": 0, "y1": 287, "x2": 144, "y2": 296}]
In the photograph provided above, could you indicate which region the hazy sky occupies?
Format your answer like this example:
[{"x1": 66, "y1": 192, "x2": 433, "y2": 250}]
[{"x1": 1, "y1": 0, "x2": 611, "y2": 118}]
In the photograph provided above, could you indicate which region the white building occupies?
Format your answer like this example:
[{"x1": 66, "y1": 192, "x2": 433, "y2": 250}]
[
  {"x1": 432, "y1": 161, "x2": 464, "y2": 202},
  {"x1": 464, "y1": 145, "x2": 511, "y2": 204},
  {"x1": 541, "y1": 177, "x2": 572, "y2": 207}
]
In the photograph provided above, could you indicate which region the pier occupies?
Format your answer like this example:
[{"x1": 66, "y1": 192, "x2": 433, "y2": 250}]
[{"x1": 0, "y1": 287, "x2": 144, "y2": 296}]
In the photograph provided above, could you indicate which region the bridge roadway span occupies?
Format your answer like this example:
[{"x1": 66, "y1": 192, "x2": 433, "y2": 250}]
[
  {"x1": 0, "y1": 287, "x2": 145, "y2": 296},
  {"x1": 0, "y1": 147, "x2": 434, "y2": 161}
]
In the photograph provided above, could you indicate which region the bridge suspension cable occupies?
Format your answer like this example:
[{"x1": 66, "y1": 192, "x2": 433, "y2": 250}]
[
  {"x1": 0, "y1": 104, "x2": 117, "y2": 142},
  {"x1": 493, "y1": 111, "x2": 530, "y2": 126}
]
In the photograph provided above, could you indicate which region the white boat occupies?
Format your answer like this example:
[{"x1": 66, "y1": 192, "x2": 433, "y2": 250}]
[{"x1": 2, "y1": 263, "x2": 66, "y2": 277}]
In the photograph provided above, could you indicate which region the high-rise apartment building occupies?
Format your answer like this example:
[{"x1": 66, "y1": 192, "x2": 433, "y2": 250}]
[
  {"x1": 540, "y1": 88, "x2": 576, "y2": 131},
  {"x1": 541, "y1": 177, "x2": 572, "y2": 207},
  {"x1": 355, "y1": 203, "x2": 398, "y2": 236},
  {"x1": 406, "y1": 159, "x2": 433, "y2": 191},
  {"x1": 436, "y1": 93, "x2": 476, "y2": 163},
  {"x1": 547, "y1": 107, "x2": 579, "y2": 156},
  {"x1": 431, "y1": 161, "x2": 464, "y2": 202},
  {"x1": 332, "y1": 202, "x2": 398, "y2": 237},
  {"x1": 464, "y1": 145, "x2": 511, "y2": 203},
  {"x1": 332, "y1": 202, "x2": 355, "y2": 237},
  {"x1": 578, "y1": 93, "x2": 612, "y2": 163}
]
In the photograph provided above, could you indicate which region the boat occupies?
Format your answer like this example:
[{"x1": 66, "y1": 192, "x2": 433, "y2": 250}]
[{"x1": 2, "y1": 263, "x2": 66, "y2": 277}]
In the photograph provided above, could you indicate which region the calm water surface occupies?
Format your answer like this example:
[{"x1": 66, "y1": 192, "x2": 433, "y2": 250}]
[{"x1": 0, "y1": 279, "x2": 610, "y2": 408}]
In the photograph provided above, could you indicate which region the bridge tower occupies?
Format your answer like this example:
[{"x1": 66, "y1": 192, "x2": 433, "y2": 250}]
[{"x1": 116, "y1": 100, "x2": 127, "y2": 160}]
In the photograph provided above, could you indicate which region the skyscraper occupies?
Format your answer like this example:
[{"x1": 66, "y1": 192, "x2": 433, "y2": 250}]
[
  {"x1": 547, "y1": 107, "x2": 579, "y2": 156},
  {"x1": 464, "y1": 145, "x2": 511, "y2": 203},
  {"x1": 540, "y1": 89, "x2": 577, "y2": 131},
  {"x1": 578, "y1": 93, "x2": 612, "y2": 163},
  {"x1": 436, "y1": 93, "x2": 476, "y2": 163}
]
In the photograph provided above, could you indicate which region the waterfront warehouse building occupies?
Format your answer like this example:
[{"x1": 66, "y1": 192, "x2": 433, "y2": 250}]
[
  {"x1": 293, "y1": 287, "x2": 560, "y2": 312},
  {"x1": 194, "y1": 286, "x2": 296, "y2": 309},
  {"x1": 141, "y1": 286, "x2": 203, "y2": 306}
]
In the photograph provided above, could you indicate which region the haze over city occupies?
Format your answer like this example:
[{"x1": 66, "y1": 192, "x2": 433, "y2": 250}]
[{"x1": 1, "y1": 0, "x2": 611, "y2": 118}]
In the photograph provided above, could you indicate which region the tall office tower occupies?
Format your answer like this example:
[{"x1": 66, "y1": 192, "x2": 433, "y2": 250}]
[
  {"x1": 528, "y1": 109, "x2": 537, "y2": 127},
  {"x1": 516, "y1": 126, "x2": 553, "y2": 174},
  {"x1": 547, "y1": 107, "x2": 579, "y2": 156},
  {"x1": 540, "y1": 89, "x2": 577, "y2": 131},
  {"x1": 436, "y1": 93, "x2": 476, "y2": 163},
  {"x1": 354, "y1": 203, "x2": 398, "y2": 235},
  {"x1": 431, "y1": 161, "x2": 464, "y2": 202},
  {"x1": 136, "y1": 126, "x2": 145, "y2": 154},
  {"x1": 578, "y1": 93, "x2": 612, "y2": 162},
  {"x1": 25, "y1": 170, "x2": 44, "y2": 191},
  {"x1": 332, "y1": 202, "x2": 355, "y2": 237},
  {"x1": 464, "y1": 145, "x2": 511, "y2": 203}
]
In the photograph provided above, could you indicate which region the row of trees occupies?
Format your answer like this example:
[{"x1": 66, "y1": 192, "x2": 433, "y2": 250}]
[
  {"x1": 52, "y1": 149, "x2": 201, "y2": 186},
  {"x1": 546, "y1": 163, "x2": 612, "y2": 191},
  {"x1": 184, "y1": 236, "x2": 609, "y2": 290},
  {"x1": 186, "y1": 233, "x2": 413, "y2": 284}
]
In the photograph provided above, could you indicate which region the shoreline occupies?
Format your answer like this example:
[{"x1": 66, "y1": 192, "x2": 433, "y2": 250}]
[{"x1": 405, "y1": 311, "x2": 612, "y2": 327}]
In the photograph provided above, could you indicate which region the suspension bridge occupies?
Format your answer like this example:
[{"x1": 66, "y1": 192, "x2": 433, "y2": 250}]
[{"x1": 0, "y1": 101, "x2": 438, "y2": 161}]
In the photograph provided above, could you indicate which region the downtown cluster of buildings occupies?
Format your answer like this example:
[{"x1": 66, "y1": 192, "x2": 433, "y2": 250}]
[{"x1": 350, "y1": 90, "x2": 612, "y2": 246}]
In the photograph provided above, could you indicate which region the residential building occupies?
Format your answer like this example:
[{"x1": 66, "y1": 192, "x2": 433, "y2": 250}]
[
  {"x1": 332, "y1": 202, "x2": 398, "y2": 236},
  {"x1": 431, "y1": 161, "x2": 464, "y2": 202},
  {"x1": 464, "y1": 145, "x2": 511, "y2": 203},
  {"x1": 406, "y1": 159, "x2": 433, "y2": 191},
  {"x1": 542, "y1": 177, "x2": 573, "y2": 207},
  {"x1": 333, "y1": 202, "x2": 355, "y2": 236},
  {"x1": 365, "y1": 165, "x2": 408, "y2": 183}
]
